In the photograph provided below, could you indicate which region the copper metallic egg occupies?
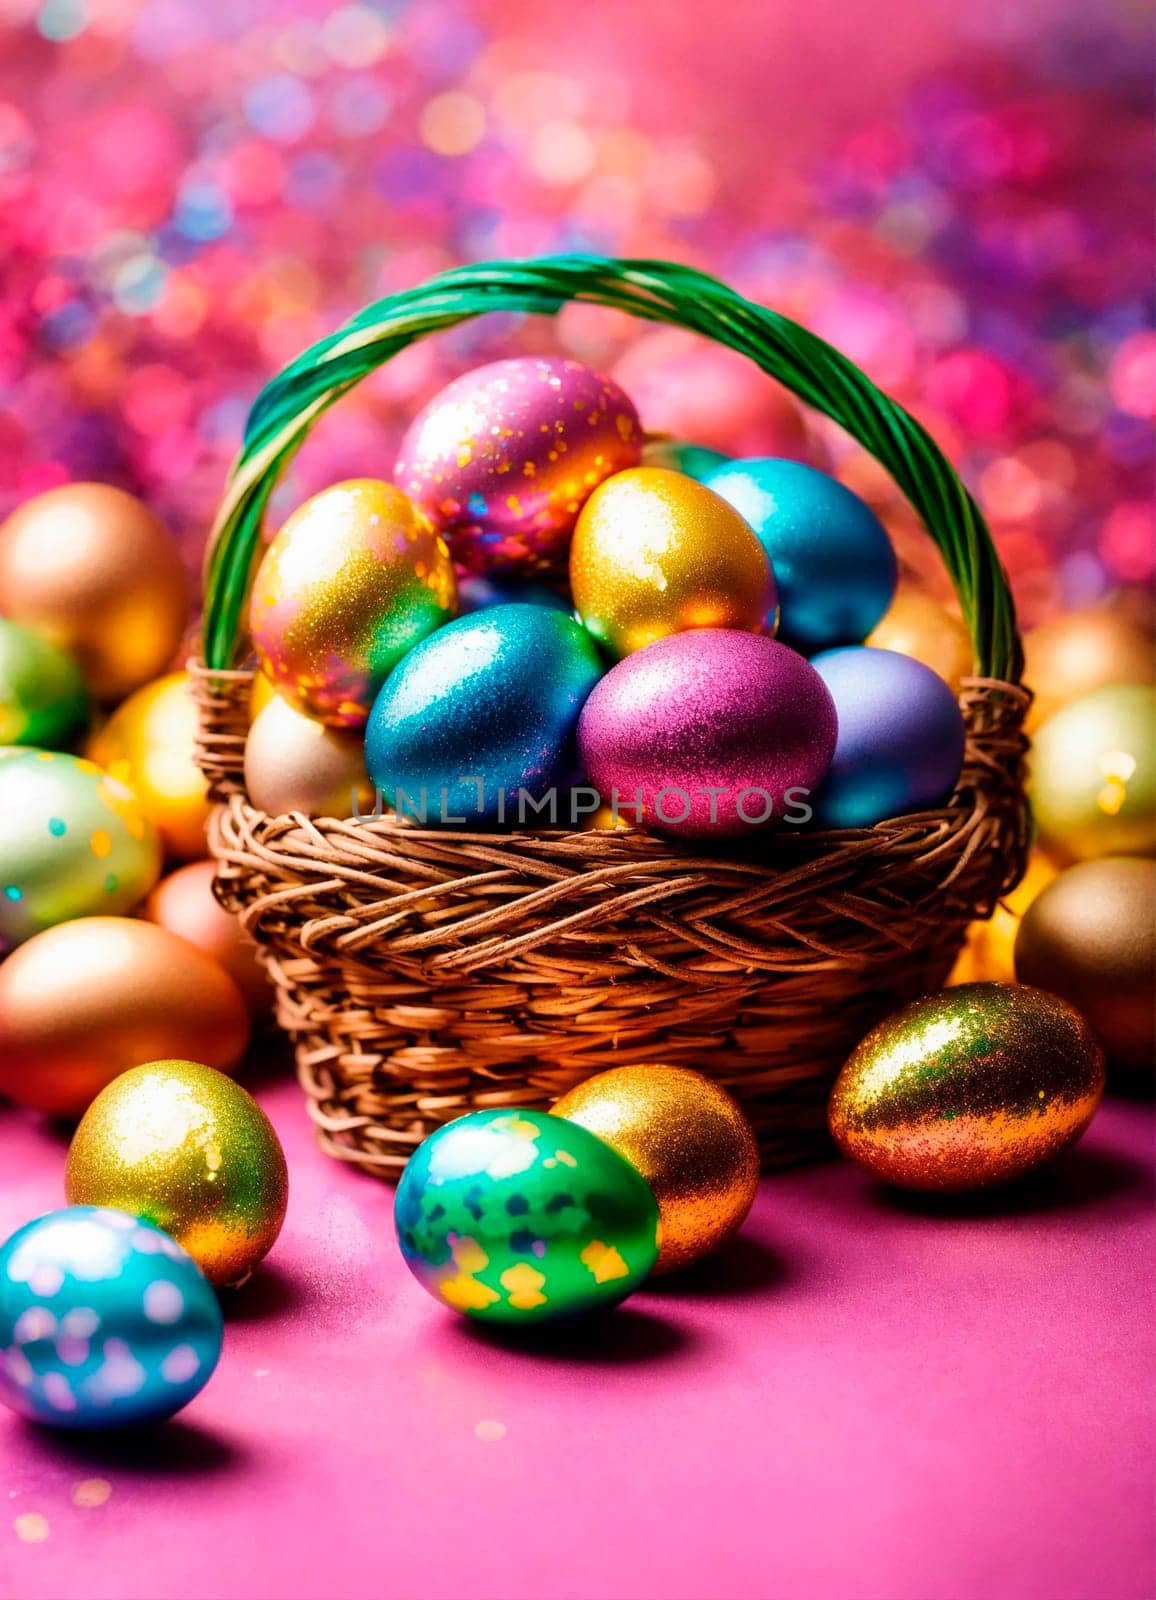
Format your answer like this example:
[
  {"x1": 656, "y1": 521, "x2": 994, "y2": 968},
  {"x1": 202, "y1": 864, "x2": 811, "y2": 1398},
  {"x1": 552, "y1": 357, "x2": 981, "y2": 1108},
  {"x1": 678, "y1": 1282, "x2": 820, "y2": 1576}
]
[
  {"x1": 829, "y1": 982, "x2": 1105, "y2": 1191},
  {"x1": 0, "y1": 916, "x2": 250, "y2": 1117},
  {"x1": 0, "y1": 484, "x2": 188, "y2": 701},
  {"x1": 145, "y1": 861, "x2": 271, "y2": 1016}
]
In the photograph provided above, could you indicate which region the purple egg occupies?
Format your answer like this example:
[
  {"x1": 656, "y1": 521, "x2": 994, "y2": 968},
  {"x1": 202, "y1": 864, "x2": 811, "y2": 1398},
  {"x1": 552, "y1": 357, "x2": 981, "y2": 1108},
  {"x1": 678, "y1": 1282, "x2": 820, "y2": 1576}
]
[
  {"x1": 394, "y1": 357, "x2": 642, "y2": 575},
  {"x1": 810, "y1": 646, "x2": 966, "y2": 828},
  {"x1": 578, "y1": 630, "x2": 837, "y2": 839}
]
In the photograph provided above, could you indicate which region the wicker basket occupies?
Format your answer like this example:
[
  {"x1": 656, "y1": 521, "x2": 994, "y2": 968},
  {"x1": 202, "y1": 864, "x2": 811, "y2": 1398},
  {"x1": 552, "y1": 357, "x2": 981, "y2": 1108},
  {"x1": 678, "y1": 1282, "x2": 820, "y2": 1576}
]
[{"x1": 193, "y1": 256, "x2": 1030, "y2": 1177}]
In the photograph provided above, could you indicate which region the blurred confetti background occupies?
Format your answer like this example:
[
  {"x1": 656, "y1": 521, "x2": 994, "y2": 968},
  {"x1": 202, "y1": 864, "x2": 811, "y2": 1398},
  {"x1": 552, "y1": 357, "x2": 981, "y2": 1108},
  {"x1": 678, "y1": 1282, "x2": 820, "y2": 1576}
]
[{"x1": 0, "y1": 0, "x2": 1152, "y2": 628}]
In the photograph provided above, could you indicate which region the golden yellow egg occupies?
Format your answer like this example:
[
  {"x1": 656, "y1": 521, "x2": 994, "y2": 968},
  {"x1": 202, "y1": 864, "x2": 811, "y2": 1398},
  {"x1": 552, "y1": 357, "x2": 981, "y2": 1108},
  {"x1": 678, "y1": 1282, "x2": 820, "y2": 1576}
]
[
  {"x1": 866, "y1": 589, "x2": 973, "y2": 693},
  {"x1": 1023, "y1": 607, "x2": 1154, "y2": 732},
  {"x1": 947, "y1": 849, "x2": 1059, "y2": 984},
  {"x1": 1030, "y1": 683, "x2": 1156, "y2": 861},
  {"x1": 145, "y1": 861, "x2": 271, "y2": 1016},
  {"x1": 569, "y1": 467, "x2": 777, "y2": 658},
  {"x1": 553, "y1": 1064, "x2": 760, "y2": 1273},
  {"x1": 829, "y1": 982, "x2": 1105, "y2": 1191},
  {"x1": 244, "y1": 690, "x2": 375, "y2": 817},
  {"x1": 249, "y1": 670, "x2": 277, "y2": 722},
  {"x1": 88, "y1": 671, "x2": 210, "y2": 861},
  {"x1": 249, "y1": 478, "x2": 456, "y2": 727},
  {"x1": 66, "y1": 1058, "x2": 287, "y2": 1287},
  {"x1": 0, "y1": 483, "x2": 188, "y2": 701},
  {"x1": 1015, "y1": 857, "x2": 1155, "y2": 1074},
  {"x1": 0, "y1": 916, "x2": 250, "y2": 1117}
]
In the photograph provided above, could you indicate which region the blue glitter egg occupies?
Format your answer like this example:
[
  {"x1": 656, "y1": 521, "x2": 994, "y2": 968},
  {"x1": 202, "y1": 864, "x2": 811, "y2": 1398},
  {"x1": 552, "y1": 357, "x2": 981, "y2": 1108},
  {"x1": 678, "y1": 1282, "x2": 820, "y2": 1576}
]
[
  {"x1": 810, "y1": 646, "x2": 966, "y2": 828},
  {"x1": 703, "y1": 458, "x2": 897, "y2": 652},
  {"x1": 365, "y1": 604, "x2": 604, "y2": 825},
  {"x1": 0, "y1": 1206, "x2": 223, "y2": 1430},
  {"x1": 456, "y1": 574, "x2": 574, "y2": 616}
]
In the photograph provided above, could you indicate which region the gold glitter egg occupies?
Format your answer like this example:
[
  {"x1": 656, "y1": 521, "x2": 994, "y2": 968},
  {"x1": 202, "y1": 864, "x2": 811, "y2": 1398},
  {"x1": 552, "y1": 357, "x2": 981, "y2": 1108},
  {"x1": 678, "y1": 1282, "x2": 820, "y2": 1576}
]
[
  {"x1": 828, "y1": 982, "x2": 1105, "y2": 1192},
  {"x1": 866, "y1": 589, "x2": 973, "y2": 694},
  {"x1": 88, "y1": 671, "x2": 210, "y2": 861},
  {"x1": 0, "y1": 917, "x2": 250, "y2": 1117},
  {"x1": 569, "y1": 467, "x2": 777, "y2": 658},
  {"x1": 1016, "y1": 857, "x2": 1155, "y2": 1075},
  {"x1": 249, "y1": 479, "x2": 457, "y2": 727},
  {"x1": 0, "y1": 483, "x2": 188, "y2": 702},
  {"x1": 1030, "y1": 683, "x2": 1155, "y2": 861},
  {"x1": 66, "y1": 1059, "x2": 287, "y2": 1287},
  {"x1": 1023, "y1": 607, "x2": 1154, "y2": 732},
  {"x1": 947, "y1": 849, "x2": 1059, "y2": 985},
  {"x1": 244, "y1": 690, "x2": 375, "y2": 818},
  {"x1": 553, "y1": 1064, "x2": 760, "y2": 1273}
]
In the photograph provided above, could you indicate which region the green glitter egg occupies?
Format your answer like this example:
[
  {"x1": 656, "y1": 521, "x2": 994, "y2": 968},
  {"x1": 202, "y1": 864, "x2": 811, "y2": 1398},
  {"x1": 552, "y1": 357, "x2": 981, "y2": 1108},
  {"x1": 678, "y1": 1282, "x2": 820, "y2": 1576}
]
[{"x1": 394, "y1": 1109, "x2": 661, "y2": 1323}]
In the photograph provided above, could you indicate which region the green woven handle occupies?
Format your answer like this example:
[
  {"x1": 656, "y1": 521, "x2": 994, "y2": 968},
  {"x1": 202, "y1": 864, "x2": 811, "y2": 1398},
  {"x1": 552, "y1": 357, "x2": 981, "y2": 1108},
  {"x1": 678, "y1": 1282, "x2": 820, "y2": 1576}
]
[{"x1": 203, "y1": 255, "x2": 1022, "y2": 682}]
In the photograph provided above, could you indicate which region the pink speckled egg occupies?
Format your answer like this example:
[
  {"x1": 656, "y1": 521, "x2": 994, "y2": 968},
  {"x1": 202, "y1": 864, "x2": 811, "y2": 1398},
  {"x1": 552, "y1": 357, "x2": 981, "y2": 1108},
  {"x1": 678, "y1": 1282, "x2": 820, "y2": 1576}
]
[
  {"x1": 393, "y1": 357, "x2": 642, "y2": 574},
  {"x1": 578, "y1": 630, "x2": 838, "y2": 839}
]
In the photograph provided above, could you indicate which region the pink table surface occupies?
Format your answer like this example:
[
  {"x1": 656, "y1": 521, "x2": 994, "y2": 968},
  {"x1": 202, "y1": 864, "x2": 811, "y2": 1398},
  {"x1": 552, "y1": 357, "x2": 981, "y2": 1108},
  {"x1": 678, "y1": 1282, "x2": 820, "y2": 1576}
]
[{"x1": 3, "y1": 1066, "x2": 1153, "y2": 1600}]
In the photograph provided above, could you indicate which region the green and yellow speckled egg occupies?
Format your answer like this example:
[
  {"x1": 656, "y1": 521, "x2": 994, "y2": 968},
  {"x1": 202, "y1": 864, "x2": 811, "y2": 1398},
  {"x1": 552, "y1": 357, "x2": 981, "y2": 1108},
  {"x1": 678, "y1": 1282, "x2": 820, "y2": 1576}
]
[
  {"x1": 394, "y1": 1109, "x2": 660, "y2": 1323},
  {"x1": 0, "y1": 749, "x2": 161, "y2": 949}
]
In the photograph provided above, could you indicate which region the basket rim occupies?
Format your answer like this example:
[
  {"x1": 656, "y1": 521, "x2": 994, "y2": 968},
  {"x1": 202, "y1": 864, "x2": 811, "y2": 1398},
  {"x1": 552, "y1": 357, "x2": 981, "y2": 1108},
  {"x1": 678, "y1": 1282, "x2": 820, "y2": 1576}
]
[{"x1": 200, "y1": 254, "x2": 1023, "y2": 684}]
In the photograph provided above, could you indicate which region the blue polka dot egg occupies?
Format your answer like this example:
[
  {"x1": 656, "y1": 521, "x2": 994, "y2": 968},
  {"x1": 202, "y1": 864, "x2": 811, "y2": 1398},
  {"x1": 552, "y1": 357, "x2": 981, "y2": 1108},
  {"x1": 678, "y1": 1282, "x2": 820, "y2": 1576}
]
[
  {"x1": 0, "y1": 1207, "x2": 223, "y2": 1429},
  {"x1": 395, "y1": 1110, "x2": 660, "y2": 1324},
  {"x1": 0, "y1": 750, "x2": 161, "y2": 950}
]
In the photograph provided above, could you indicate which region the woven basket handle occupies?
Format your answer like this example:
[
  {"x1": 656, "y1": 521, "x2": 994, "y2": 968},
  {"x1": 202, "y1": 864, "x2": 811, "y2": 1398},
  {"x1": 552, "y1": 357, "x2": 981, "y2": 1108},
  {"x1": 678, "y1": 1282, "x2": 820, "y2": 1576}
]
[{"x1": 202, "y1": 255, "x2": 1022, "y2": 684}]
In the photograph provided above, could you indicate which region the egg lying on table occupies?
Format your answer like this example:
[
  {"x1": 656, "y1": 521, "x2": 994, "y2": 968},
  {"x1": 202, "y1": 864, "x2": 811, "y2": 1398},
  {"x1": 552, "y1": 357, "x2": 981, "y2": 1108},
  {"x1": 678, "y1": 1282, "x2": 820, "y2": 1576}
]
[
  {"x1": 0, "y1": 750, "x2": 161, "y2": 949},
  {"x1": 0, "y1": 1206, "x2": 222, "y2": 1429},
  {"x1": 0, "y1": 618, "x2": 88, "y2": 748},
  {"x1": 578, "y1": 630, "x2": 837, "y2": 838},
  {"x1": 828, "y1": 981, "x2": 1105, "y2": 1191},
  {"x1": 395, "y1": 1109, "x2": 660, "y2": 1323}
]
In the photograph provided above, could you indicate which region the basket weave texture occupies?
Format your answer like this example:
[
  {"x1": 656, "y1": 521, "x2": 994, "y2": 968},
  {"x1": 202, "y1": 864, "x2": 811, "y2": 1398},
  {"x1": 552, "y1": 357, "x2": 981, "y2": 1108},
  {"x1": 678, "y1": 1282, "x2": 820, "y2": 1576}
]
[{"x1": 193, "y1": 256, "x2": 1030, "y2": 1176}]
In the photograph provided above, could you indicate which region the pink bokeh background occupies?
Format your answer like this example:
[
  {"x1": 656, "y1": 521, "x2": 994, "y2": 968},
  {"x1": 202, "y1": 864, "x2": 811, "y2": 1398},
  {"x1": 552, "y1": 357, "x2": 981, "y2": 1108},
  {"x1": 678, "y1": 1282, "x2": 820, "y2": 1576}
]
[{"x1": 1, "y1": 0, "x2": 1152, "y2": 627}]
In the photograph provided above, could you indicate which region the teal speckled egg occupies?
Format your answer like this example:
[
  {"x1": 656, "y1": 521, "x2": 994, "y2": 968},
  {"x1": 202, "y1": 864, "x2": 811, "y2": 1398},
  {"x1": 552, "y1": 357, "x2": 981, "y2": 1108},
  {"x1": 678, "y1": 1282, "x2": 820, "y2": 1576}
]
[
  {"x1": 0, "y1": 1206, "x2": 223, "y2": 1429},
  {"x1": 0, "y1": 749, "x2": 161, "y2": 950},
  {"x1": 395, "y1": 1109, "x2": 660, "y2": 1323}
]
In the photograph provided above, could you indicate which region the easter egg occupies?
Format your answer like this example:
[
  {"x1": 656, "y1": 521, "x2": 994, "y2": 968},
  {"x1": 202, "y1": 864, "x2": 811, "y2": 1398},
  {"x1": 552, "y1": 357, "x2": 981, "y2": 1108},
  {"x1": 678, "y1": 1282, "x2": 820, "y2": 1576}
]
[
  {"x1": 828, "y1": 982, "x2": 1105, "y2": 1191},
  {"x1": 88, "y1": 671, "x2": 210, "y2": 861},
  {"x1": 365, "y1": 605, "x2": 603, "y2": 825},
  {"x1": 456, "y1": 573, "x2": 574, "y2": 615},
  {"x1": 249, "y1": 479, "x2": 456, "y2": 728},
  {"x1": 1015, "y1": 858, "x2": 1156, "y2": 1075},
  {"x1": 0, "y1": 618, "x2": 88, "y2": 748},
  {"x1": 577, "y1": 630, "x2": 837, "y2": 838},
  {"x1": 394, "y1": 1109, "x2": 660, "y2": 1323},
  {"x1": 394, "y1": 357, "x2": 642, "y2": 574},
  {"x1": 554, "y1": 1065, "x2": 759, "y2": 1275},
  {"x1": 0, "y1": 483, "x2": 188, "y2": 701},
  {"x1": 570, "y1": 467, "x2": 777, "y2": 659},
  {"x1": 244, "y1": 691, "x2": 374, "y2": 819},
  {"x1": 810, "y1": 647, "x2": 966, "y2": 828},
  {"x1": 66, "y1": 1060, "x2": 288, "y2": 1287},
  {"x1": 0, "y1": 750, "x2": 161, "y2": 949},
  {"x1": 0, "y1": 1206, "x2": 222, "y2": 1429},
  {"x1": 1023, "y1": 607, "x2": 1154, "y2": 732},
  {"x1": 145, "y1": 861, "x2": 271, "y2": 1014},
  {"x1": 641, "y1": 436, "x2": 731, "y2": 480},
  {"x1": 704, "y1": 458, "x2": 897, "y2": 652},
  {"x1": 0, "y1": 916, "x2": 250, "y2": 1116},
  {"x1": 866, "y1": 589, "x2": 974, "y2": 694},
  {"x1": 1029, "y1": 684, "x2": 1155, "y2": 861}
]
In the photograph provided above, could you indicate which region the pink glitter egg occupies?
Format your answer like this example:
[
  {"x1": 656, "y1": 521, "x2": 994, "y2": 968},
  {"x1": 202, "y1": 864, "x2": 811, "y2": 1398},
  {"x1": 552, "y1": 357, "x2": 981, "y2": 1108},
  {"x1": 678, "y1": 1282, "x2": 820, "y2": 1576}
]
[
  {"x1": 393, "y1": 356, "x2": 642, "y2": 574},
  {"x1": 578, "y1": 630, "x2": 837, "y2": 840}
]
